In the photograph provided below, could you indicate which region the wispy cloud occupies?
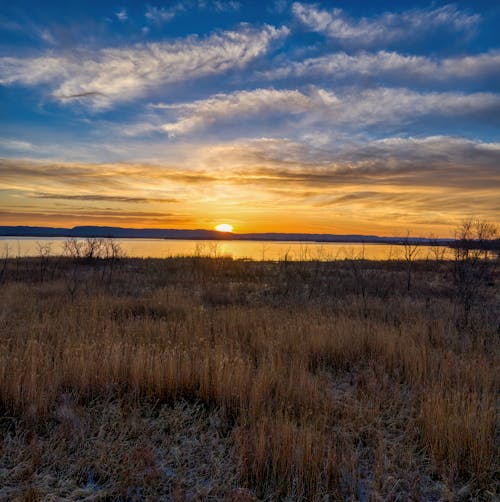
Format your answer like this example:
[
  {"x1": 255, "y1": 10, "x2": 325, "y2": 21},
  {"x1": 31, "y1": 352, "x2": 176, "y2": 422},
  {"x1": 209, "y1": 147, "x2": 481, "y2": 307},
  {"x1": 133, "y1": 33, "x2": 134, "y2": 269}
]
[
  {"x1": 152, "y1": 88, "x2": 324, "y2": 135},
  {"x1": 0, "y1": 158, "x2": 218, "y2": 192},
  {"x1": 0, "y1": 139, "x2": 35, "y2": 152},
  {"x1": 0, "y1": 16, "x2": 57, "y2": 45},
  {"x1": 3, "y1": 136, "x2": 498, "y2": 194},
  {"x1": 268, "y1": 0, "x2": 289, "y2": 15},
  {"x1": 31, "y1": 193, "x2": 178, "y2": 203},
  {"x1": 326, "y1": 88, "x2": 500, "y2": 127},
  {"x1": 141, "y1": 87, "x2": 500, "y2": 136},
  {"x1": 292, "y1": 3, "x2": 480, "y2": 47},
  {"x1": 144, "y1": 1, "x2": 240, "y2": 25},
  {"x1": 261, "y1": 50, "x2": 500, "y2": 83},
  {"x1": 145, "y1": 5, "x2": 184, "y2": 24},
  {"x1": 0, "y1": 209, "x2": 192, "y2": 226},
  {"x1": 212, "y1": 1, "x2": 241, "y2": 12},
  {"x1": 0, "y1": 24, "x2": 289, "y2": 109},
  {"x1": 115, "y1": 8, "x2": 128, "y2": 22}
]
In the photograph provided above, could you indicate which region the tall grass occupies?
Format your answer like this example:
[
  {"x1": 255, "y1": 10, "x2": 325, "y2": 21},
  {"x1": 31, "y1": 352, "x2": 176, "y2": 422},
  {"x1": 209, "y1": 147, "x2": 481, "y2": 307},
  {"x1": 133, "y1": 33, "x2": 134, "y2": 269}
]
[{"x1": 0, "y1": 256, "x2": 498, "y2": 499}]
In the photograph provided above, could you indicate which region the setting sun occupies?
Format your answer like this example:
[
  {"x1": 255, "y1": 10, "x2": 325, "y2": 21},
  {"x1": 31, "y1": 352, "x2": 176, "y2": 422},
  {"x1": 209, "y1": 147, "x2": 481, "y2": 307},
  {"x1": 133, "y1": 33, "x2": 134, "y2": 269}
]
[{"x1": 215, "y1": 223, "x2": 233, "y2": 233}]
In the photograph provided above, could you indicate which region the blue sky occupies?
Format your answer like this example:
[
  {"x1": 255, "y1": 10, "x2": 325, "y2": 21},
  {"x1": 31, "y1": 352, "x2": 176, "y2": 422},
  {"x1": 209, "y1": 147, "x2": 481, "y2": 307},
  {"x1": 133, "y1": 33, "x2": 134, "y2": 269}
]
[{"x1": 0, "y1": 1, "x2": 499, "y2": 235}]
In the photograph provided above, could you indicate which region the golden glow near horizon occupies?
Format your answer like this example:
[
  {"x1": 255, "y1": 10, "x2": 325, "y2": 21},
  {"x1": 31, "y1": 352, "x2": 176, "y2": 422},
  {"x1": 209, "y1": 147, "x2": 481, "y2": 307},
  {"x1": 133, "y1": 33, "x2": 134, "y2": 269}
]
[
  {"x1": 215, "y1": 223, "x2": 234, "y2": 233},
  {"x1": 0, "y1": 139, "x2": 498, "y2": 238}
]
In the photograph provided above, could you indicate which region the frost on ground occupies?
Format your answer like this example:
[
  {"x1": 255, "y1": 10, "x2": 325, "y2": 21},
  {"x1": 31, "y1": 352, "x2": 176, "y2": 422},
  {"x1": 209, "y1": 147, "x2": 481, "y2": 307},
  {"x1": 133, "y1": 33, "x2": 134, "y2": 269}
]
[{"x1": 0, "y1": 398, "x2": 242, "y2": 501}]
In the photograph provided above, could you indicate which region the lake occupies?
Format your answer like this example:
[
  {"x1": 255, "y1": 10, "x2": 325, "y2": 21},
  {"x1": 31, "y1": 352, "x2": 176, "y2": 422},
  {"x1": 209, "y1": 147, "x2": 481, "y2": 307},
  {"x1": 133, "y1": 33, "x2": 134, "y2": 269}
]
[{"x1": 0, "y1": 237, "x2": 455, "y2": 261}]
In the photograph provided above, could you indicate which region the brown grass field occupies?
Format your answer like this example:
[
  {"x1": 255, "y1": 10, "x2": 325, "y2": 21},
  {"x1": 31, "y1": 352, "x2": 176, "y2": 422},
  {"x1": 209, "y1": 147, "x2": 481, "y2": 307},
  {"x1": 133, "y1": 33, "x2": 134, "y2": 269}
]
[{"x1": 0, "y1": 251, "x2": 498, "y2": 500}]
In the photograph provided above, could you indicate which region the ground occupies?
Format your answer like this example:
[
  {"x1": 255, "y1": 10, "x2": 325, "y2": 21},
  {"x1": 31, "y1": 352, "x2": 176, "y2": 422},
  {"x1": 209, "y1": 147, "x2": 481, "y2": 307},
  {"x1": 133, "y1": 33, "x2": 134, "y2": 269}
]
[{"x1": 0, "y1": 255, "x2": 498, "y2": 500}]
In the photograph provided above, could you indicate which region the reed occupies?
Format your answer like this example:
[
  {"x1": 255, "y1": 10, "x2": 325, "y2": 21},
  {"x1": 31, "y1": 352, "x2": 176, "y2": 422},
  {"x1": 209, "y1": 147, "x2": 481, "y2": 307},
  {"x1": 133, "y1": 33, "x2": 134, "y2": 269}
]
[{"x1": 0, "y1": 256, "x2": 497, "y2": 499}]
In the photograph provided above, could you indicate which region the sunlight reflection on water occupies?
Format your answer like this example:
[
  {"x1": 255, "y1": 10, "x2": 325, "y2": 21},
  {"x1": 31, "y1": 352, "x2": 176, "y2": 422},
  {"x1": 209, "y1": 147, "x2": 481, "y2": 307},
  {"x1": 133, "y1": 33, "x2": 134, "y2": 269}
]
[{"x1": 0, "y1": 237, "x2": 456, "y2": 261}]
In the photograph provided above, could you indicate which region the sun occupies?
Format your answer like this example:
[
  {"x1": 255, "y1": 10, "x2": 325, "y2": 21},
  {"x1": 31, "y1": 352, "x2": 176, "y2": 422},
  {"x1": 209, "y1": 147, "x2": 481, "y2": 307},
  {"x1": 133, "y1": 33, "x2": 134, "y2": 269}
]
[{"x1": 215, "y1": 223, "x2": 233, "y2": 233}]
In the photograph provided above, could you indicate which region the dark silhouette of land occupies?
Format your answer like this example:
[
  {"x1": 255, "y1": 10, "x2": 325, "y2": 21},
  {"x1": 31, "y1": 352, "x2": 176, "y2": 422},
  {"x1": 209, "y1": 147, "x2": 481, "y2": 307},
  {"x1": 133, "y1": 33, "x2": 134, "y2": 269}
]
[{"x1": 0, "y1": 225, "x2": 453, "y2": 245}]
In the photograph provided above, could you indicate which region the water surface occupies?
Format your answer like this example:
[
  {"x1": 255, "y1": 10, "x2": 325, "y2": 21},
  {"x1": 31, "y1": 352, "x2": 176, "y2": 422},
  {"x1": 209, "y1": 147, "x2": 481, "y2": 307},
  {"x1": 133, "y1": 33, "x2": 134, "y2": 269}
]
[{"x1": 0, "y1": 237, "x2": 454, "y2": 261}]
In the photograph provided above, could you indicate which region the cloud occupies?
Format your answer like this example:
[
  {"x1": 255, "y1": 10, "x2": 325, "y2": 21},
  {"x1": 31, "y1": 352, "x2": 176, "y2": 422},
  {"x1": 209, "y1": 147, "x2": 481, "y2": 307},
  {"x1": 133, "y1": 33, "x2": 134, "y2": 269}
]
[
  {"x1": 38, "y1": 28, "x2": 56, "y2": 45},
  {"x1": 328, "y1": 88, "x2": 500, "y2": 127},
  {"x1": 0, "y1": 17, "x2": 57, "y2": 45},
  {"x1": 0, "y1": 158, "x2": 218, "y2": 192},
  {"x1": 184, "y1": 135, "x2": 500, "y2": 197},
  {"x1": 145, "y1": 5, "x2": 184, "y2": 24},
  {"x1": 152, "y1": 88, "x2": 326, "y2": 135},
  {"x1": 261, "y1": 50, "x2": 500, "y2": 83},
  {"x1": 58, "y1": 91, "x2": 107, "y2": 100},
  {"x1": 212, "y1": 1, "x2": 241, "y2": 12},
  {"x1": 31, "y1": 193, "x2": 178, "y2": 203},
  {"x1": 116, "y1": 8, "x2": 128, "y2": 22},
  {"x1": 142, "y1": 87, "x2": 500, "y2": 136},
  {"x1": 4, "y1": 136, "x2": 498, "y2": 193},
  {"x1": 2, "y1": 135, "x2": 498, "y2": 232},
  {"x1": 0, "y1": 139, "x2": 35, "y2": 152},
  {"x1": 268, "y1": 0, "x2": 289, "y2": 14},
  {"x1": 144, "y1": 1, "x2": 240, "y2": 26},
  {"x1": 200, "y1": 136, "x2": 500, "y2": 226},
  {"x1": 292, "y1": 3, "x2": 480, "y2": 47},
  {"x1": 0, "y1": 24, "x2": 289, "y2": 109},
  {"x1": 0, "y1": 209, "x2": 191, "y2": 226}
]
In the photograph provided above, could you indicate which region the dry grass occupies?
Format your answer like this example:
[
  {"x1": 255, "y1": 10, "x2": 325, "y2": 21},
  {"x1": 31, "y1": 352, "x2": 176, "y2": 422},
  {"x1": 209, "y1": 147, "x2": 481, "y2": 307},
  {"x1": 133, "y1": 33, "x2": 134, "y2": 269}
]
[
  {"x1": 0, "y1": 398, "x2": 240, "y2": 500},
  {"x1": 0, "y1": 256, "x2": 498, "y2": 500}
]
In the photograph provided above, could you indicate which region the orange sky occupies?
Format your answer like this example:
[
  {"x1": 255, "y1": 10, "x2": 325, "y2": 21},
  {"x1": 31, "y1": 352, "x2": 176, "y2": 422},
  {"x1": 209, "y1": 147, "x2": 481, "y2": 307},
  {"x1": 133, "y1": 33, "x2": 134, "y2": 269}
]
[{"x1": 1, "y1": 139, "x2": 498, "y2": 237}]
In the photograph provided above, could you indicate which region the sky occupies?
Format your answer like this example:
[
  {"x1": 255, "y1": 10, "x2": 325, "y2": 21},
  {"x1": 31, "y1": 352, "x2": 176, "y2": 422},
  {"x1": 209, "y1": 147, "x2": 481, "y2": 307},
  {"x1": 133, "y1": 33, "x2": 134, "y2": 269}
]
[{"x1": 0, "y1": 0, "x2": 499, "y2": 236}]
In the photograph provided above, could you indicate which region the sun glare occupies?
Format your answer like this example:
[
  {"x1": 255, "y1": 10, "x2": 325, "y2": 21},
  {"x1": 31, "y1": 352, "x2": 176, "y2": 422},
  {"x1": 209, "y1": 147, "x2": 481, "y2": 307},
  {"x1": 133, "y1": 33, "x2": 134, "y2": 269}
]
[{"x1": 215, "y1": 223, "x2": 233, "y2": 233}]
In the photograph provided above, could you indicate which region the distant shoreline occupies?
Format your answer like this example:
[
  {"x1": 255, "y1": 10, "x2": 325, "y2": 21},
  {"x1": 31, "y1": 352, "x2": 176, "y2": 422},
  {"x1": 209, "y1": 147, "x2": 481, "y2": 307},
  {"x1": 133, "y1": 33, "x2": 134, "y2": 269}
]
[
  {"x1": 0, "y1": 236, "x2": 438, "y2": 246},
  {"x1": 0, "y1": 225, "x2": 454, "y2": 246}
]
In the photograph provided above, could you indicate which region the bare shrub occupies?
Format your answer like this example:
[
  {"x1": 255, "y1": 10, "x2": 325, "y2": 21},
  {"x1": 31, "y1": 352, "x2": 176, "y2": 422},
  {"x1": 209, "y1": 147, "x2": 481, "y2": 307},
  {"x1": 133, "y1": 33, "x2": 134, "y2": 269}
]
[
  {"x1": 453, "y1": 219, "x2": 497, "y2": 327},
  {"x1": 401, "y1": 231, "x2": 420, "y2": 292},
  {"x1": 0, "y1": 244, "x2": 8, "y2": 284},
  {"x1": 346, "y1": 246, "x2": 369, "y2": 317},
  {"x1": 427, "y1": 233, "x2": 447, "y2": 261},
  {"x1": 36, "y1": 242, "x2": 52, "y2": 283}
]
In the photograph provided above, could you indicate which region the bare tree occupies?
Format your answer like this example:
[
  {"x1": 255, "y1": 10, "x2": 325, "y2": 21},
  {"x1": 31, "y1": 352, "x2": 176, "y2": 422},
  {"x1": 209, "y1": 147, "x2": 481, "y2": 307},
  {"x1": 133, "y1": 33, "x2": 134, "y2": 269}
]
[
  {"x1": 63, "y1": 238, "x2": 84, "y2": 260},
  {"x1": 401, "y1": 231, "x2": 420, "y2": 292},
  {"x1": 100, "y1": 239, "x2": 123, "y2": 285},
  {"x1": 0, "y1": 244, "x2": 9, "y2": 284},
  {"x1": 62, "y1": 237, "x2": 123, "y2": 294},
  {"x1": 427, "y1": 234, "x2": 447, "y2": 262},
  {"x1": 63, "y1": 237, "x2": 119, "y2": 262},
  {"x1": 36, "y1": 242, "x2": 52, "y2": 283}
]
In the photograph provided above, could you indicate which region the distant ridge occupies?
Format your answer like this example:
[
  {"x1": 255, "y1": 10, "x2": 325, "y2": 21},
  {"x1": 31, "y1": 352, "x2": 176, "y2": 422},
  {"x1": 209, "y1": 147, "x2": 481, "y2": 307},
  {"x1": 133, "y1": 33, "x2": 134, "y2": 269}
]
[{"x1": 0, "y1": 226, "x2": 453, "y2": 245}]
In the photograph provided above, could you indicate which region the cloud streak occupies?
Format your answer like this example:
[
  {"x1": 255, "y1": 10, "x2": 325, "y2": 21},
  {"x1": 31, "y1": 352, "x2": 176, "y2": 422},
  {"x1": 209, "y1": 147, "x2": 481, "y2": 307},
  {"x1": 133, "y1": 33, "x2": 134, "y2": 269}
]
[
  {"x1": 292, "y1": 2, "x2": 479, "y2": 47},
  {"x1": 31, "y1": 193, "x2": 178, "y2": 203},
  {"x1": 0, "y1": 24, "x2": 289, "y2": 109},
  {"x1": 152, "y1": 88, "x2": 321, "y2": 135},
  {"x1": 261, "y1": 50, "x2": 500, "y2": 83},
  {"x1": 143, "y1": 87, "x2": 500, "y2": 136},
  {"x1": 145, "y1": 4, "x2": 184, "y2": 24},
  {"x1": 0, "y1": 209, "x2": 192, "y2": 226}
]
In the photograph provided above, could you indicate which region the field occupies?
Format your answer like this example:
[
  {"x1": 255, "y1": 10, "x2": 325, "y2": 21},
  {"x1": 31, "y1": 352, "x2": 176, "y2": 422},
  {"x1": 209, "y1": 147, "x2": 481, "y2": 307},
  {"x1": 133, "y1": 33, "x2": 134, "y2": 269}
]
[{"x1": 0, "y1": 250, "x2": 498, "y2": 500}]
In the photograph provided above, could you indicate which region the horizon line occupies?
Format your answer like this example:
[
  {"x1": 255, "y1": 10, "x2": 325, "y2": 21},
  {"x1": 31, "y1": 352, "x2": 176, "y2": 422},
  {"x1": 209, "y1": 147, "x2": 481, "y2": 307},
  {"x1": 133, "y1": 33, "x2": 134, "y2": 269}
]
[{"x1": 0, "y1": 224, "x2": 463, "y2": 243}]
